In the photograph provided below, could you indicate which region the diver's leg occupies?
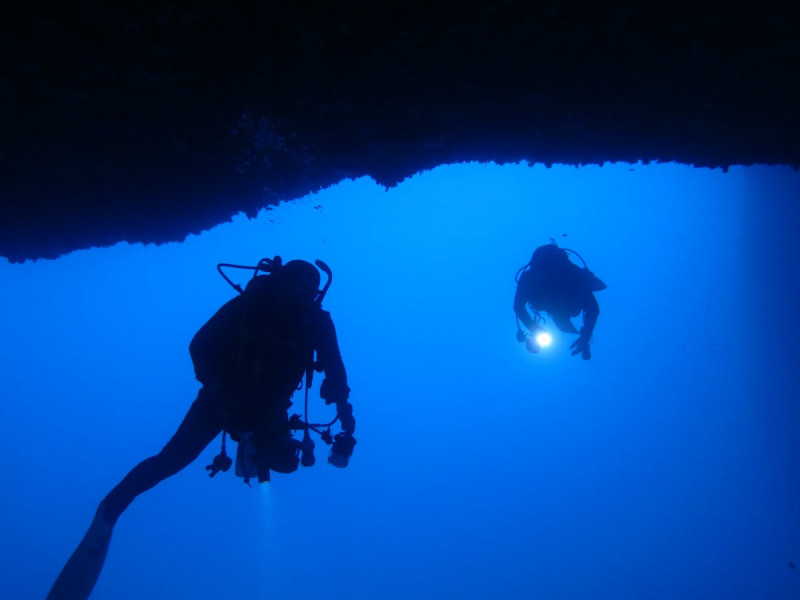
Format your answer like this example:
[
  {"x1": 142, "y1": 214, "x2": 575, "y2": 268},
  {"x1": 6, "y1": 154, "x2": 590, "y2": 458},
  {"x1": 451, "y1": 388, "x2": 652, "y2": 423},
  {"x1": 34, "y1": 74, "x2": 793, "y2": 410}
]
[
  {"x1": 102, "y1": 386, "x2": 223, "y2": 521},
  {"x1": 47, "y1": 388, "x2": 222, "y2": 600},
  {"x1": 46, "y1": 502, "x2": 116, "y2": 600}
]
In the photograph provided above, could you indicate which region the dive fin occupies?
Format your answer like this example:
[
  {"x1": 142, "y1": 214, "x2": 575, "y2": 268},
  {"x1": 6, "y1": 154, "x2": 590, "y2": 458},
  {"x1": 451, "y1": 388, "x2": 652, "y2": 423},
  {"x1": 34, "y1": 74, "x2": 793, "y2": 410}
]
[{"x1": 47, "y1": 504, "x2": 114, "y2": 600}]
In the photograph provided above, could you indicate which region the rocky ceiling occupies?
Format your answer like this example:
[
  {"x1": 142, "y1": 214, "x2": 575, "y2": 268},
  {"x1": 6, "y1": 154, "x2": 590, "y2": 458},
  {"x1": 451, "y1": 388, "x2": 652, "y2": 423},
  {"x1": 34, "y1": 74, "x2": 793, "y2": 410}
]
[{"x1": 2, "y1": 2, "x2": 799, "y2": 262}]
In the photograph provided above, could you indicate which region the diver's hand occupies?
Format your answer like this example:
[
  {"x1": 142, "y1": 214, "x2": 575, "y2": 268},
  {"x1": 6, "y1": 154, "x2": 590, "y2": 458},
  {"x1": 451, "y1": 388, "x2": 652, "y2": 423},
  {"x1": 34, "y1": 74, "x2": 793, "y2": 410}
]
[
  {"x1": 516, "y1": 329, "x2": 538, "y2": 353},
  {"x1": 320, "y1": 378, "x2": 350, "y2": 405},
  {"x1": 336, "y1": 401, "x2": 356, "y2": 434},
  {"x1": 570, "y1": 337, "x2": 591, "y2": 360}
]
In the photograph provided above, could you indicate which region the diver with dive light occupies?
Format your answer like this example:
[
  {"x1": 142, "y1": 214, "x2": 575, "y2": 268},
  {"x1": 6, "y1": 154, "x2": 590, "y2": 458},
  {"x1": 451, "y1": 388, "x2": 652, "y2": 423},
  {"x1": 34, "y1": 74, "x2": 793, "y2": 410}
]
[
  {"x1": 47, "y1": 256, "x2": 354, "y2": 600},
  {"x1": 514, "y1": 241, "x2": 606, "y2": 359}
]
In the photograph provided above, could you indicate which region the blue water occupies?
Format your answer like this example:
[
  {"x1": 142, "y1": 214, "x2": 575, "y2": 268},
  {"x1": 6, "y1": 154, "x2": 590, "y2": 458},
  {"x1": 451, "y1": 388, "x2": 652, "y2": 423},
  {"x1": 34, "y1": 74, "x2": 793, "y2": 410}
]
[{"x1": 2, "y1": 162, "x2": 798, "y2": 599}]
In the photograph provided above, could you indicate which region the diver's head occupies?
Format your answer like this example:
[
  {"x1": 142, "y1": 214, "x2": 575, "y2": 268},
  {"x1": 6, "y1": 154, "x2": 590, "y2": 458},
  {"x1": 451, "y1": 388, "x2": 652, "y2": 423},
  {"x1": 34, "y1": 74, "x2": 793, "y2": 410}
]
[
  {"x1": 530, "y1": 243, "x2": 566, "y2": 266},
  {"x1": 276, "y1": 260, "x2": 321, "y2": 307},
  {"x1": 529, "y1": 243, "x2": 569, "y2": 277}
]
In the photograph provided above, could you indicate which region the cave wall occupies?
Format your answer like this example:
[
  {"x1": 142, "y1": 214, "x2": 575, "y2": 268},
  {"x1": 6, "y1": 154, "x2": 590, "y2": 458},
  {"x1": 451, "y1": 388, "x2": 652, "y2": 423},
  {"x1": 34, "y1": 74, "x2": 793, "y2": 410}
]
[{"x1": 2, "y1": 2, "x2": 798, "y2": 261}]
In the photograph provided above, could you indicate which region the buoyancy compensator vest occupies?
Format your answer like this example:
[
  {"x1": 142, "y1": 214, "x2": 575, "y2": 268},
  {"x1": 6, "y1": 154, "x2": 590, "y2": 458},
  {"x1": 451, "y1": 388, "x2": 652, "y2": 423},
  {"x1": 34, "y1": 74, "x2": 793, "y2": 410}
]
[{"x1": 196, "y1": 256, "x2": 341, "y2": 484}]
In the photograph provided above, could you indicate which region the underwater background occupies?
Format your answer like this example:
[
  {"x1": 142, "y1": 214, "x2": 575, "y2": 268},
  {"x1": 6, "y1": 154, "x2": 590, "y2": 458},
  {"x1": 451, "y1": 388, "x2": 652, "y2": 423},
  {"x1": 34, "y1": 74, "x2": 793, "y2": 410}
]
[{"x1": 1, "y1": 162, "x2": 799, "y2": 599}]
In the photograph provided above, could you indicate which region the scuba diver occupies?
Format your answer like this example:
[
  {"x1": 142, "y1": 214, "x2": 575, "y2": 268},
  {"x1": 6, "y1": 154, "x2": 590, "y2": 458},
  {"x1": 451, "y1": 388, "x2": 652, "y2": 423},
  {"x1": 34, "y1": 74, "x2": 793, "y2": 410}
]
[
  {"x1": 47, "y1": 256, "x2": 355, "y2": 600},
  {"x1": 514, "y1": 241, "x2": 606, "y2": 359}
]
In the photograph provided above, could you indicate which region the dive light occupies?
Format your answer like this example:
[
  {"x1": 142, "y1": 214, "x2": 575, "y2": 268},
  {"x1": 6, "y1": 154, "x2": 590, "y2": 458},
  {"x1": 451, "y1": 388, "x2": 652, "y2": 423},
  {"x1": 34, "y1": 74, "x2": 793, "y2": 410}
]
[{"x1": 523, "y1": 325, "x2": 552, "y2": 353}]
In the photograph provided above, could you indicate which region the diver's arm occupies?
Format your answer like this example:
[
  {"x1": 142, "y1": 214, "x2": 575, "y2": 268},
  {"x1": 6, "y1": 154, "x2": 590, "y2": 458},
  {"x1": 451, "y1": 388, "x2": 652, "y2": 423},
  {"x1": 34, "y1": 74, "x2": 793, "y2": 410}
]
[
  {"x1": 315, "y1": 310, "x2": 354, "y2": 433},
  {"x1": 315, "y1": 310, "x2": 349, "y2": 401},
  {"x1": 580, "y1": 293, "x2": 600, "y2": 341},
  {"x1": 513, "y1": 283, "x2": 537, "y2": 331},
  {"x1": 569, "y1": 293, "x2": 599, "y2": 359}
]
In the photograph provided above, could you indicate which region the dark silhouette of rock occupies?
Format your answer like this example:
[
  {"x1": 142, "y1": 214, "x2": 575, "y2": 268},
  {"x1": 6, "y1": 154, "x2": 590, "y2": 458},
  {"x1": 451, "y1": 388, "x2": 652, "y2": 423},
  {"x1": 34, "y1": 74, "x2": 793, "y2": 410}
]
[{"x1": 2, "y1": 2, "x2": 799, "y2": 261}]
